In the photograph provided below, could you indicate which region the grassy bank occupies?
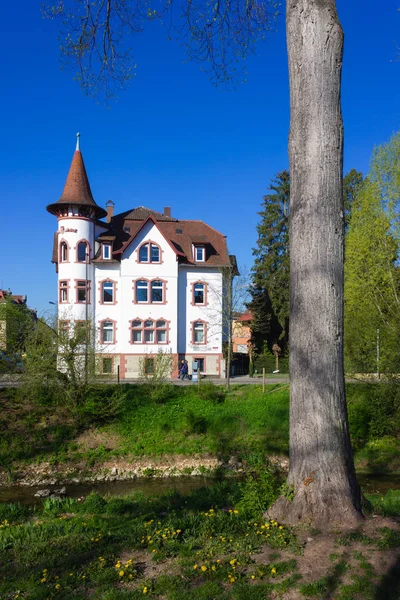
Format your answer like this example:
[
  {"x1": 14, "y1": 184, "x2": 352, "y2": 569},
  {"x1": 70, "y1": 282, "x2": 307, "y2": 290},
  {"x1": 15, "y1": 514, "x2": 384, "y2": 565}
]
[
  {"x1": 0, "y1": 479, "x2": 400, "y2": 599},
  {"x1": 0, "y1": 381, "x2": 399, "y2": 478}
]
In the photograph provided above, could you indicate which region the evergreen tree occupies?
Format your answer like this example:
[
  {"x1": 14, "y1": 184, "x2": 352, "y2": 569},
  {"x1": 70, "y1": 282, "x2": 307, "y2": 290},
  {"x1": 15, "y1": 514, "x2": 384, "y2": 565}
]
[{"x1": 249, "y1": 171, "x2": 290, "y2": 353}]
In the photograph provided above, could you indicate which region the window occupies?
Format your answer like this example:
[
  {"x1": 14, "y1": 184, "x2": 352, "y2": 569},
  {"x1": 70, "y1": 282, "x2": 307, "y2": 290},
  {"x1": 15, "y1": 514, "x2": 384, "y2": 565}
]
[
  {"x1": 60, "y1": 242, "x2": 68, "y2": 262},
  {"x1": 193, "y1": 321, "x2": 205, "y2": 344},
  {"x1": 77, "y1": 241, "x2": 88, "y2": 262},
  {"x1": 136, "y1": 280, "x2": 148, "y2": 303},
  {"x1": 102, "y1": 281, "x2": 114, "y2": 303},
  {"x1": 75, "y1": 321, "x2": 90, "y2": 344},
  {"x1": 156, "y1": 320, "x2": 167, "y2": 343},
  {"x1": 195, "y1": 358, "x2": 205, "y2": 373},
  {"x1": 131, "y1": 320, "x2": 142, "y2": 343},
  {"x1": 194, "y1": 283, "x2": 205, "y2": 305},
  {"x1": 194, "y1": 246, "x2": 205, "y2": 262},
  {"x1": 144, "y1": 357, "x2": 154, "y2": 375},
  {"x1": 138, "y1": 242, "x2": 161, "y2": 263},
  {"x1": 76, "y1": 280, "x2": 88, "y2": 303},
  {"x1": 59, "y1": 320, "x2": 69, "y2": 339},
  {"x1": 102, "y1": 358, "x2": 113, "y2": 374},
  {"x1": 102, "y1": 244, "x2": 111, "y2": 259},
  {"x1": 101, "y1": 321, "x2": 114, "y2": 343},
  {"x1": 124, "y1": 226, "x2": 131, "y2": 233},
  {"x1": 59, "y1": 280, "x2": 68, "y2": 303},
  {"x1": 144, "y1": 320, "x2": 154, "y2": 343},
  {"x1": 151, "y1": 280, "x2": 163, "y2": 303},
  {"x1": 130, "y1": 319, "x2": 169, "y2": 344}
]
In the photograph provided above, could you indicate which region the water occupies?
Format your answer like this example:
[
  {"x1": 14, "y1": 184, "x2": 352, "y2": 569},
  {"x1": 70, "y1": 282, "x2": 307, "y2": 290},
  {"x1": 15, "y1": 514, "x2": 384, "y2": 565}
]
[{"x1": 0, "y1": 473, "x2": 399, "y2": 506}]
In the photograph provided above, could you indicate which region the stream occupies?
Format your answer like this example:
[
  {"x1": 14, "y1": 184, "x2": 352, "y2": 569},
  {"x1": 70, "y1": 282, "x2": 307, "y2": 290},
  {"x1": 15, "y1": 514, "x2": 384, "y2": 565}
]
[{"x1": 0, "y1": 472, "x2": 399, "y2": 505}]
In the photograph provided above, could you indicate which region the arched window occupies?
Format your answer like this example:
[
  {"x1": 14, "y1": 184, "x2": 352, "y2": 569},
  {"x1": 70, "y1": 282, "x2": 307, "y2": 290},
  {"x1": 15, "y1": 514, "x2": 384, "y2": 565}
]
[
  {"x1": 130, "y1": 318, "x2": 169, "y2": 344},
  {"x1": 138, "y1": 242, "x2": 161, "y2": 263},
  {"x1": 77, "y1": 241, "x2": 88, "y2": 262},
  {"x1": 60, "y1": 241, "x2": 68, "y2": 263}
]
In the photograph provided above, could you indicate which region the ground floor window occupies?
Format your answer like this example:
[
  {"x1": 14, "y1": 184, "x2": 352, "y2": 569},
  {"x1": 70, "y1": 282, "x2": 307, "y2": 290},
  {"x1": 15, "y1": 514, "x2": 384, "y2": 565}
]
[
  {"x1": 144, "y1": 357, "x2": 154, "y2": 374},
  {"x1": 194, "y1": 357, "x2": 205, "y2": 373},
  {"x1": 102, "y1": 357, "x2": 113, "y2": 374}
]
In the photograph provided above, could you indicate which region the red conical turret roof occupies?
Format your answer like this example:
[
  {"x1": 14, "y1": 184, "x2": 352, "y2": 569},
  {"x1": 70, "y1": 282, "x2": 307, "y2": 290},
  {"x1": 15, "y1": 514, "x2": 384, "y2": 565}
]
[{"x1": 47, "y1": 136, "x2": 107, "y2": 219}]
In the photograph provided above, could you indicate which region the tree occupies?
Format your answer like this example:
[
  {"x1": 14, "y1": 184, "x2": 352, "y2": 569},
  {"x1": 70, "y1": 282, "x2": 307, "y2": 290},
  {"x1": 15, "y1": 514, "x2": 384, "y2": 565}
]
[
  {"x1": 250, "y1": 170, "x2": 290, "y2": 354},
  {"x1": 343, "y1": 169, "x2": 364, "y2": 230},
  {"x1": 345, "y1": 181, "x2": 400, "y2": 374},
  {"x1": 345, "y1": 133, "x2": 400, "y2": 376},
  {"x1": 47, "y1": 0, "x2": 363, "y2": 528}
]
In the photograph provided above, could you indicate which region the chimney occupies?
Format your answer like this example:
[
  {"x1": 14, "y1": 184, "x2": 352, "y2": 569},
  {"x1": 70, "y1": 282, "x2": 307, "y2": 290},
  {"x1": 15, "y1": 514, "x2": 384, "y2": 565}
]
[
  {"x1": 164, "y1": 206, "x2": 171, "y2": 218},
  {"x1": 106, "y1": 200, "x2": 115, "y2": 223}
]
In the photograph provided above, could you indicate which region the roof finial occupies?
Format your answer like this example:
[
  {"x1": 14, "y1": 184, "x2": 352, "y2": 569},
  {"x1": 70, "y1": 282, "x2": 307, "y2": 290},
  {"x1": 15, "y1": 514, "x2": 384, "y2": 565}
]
[{"x1": 76, "y1": 132, "x2": 81, "y2": 151}]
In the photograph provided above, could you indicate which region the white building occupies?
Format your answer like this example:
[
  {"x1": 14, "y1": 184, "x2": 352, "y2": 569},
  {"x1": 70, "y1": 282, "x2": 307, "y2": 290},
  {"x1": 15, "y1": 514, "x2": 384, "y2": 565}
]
[{"x1": 47, "y1": 139, "x2": 237, "y2": 379}]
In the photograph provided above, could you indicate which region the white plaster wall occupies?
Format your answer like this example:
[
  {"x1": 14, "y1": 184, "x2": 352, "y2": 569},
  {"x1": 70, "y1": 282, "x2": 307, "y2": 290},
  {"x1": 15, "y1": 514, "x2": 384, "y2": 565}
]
[
  {"x1": 119, "y1": 221, "x2": 178, "y2": 354},
  {"x1": 179, "y1": 266, "x2": 223, "y2": 355},
  {"x1": 57, "y1": 217, "x2": 95, "y2": 324}
]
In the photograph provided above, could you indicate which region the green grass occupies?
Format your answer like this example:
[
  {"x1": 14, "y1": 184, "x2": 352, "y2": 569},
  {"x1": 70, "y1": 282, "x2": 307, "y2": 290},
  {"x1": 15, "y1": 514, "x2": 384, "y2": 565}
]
[
  {"x1": 1, "y1": 479, "x2": 399, "y2": 600},
  {"x1": 1, "y1": 381, "x2": 400, "y2": 474}
]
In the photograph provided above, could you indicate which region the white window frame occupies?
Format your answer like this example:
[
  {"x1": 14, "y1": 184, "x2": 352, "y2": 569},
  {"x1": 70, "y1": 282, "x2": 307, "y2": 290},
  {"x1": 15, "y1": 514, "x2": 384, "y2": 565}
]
[
  {"x1": 194, "y1": 246, "x2": 205, "y2": 262},
  {"x1": 102, "y1": 244, "x2": 111, "y2": 259}
]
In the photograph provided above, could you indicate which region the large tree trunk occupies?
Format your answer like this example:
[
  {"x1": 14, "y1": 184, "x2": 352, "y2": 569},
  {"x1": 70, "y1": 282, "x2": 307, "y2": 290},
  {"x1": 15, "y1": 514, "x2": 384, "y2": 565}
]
[{"x1": 267, "y1": 0, "x2": 363, "y2": 529}]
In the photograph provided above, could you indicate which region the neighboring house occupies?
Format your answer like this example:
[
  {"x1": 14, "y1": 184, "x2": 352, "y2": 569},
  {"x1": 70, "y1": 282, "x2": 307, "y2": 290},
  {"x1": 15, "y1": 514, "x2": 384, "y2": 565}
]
[
  {"x1": 0, "y1": 290, "x2": 35, "y2": 352},
  {"x1": 232, "y1": 310, "x2": 253, "y2": 354},
  {"x1": 47, "y1": 138, "x2": 236, "y2": 379}
]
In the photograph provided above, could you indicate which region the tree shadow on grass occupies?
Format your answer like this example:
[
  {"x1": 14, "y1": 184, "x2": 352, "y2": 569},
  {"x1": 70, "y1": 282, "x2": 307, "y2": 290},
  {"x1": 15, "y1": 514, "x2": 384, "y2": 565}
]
[{"x1": 374, "y1": 557, "x2": 400, "y2": 600}]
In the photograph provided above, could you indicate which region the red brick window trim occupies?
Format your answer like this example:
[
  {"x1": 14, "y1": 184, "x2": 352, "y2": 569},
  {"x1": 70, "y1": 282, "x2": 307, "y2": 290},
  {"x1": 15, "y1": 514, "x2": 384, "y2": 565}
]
[
  {"x1": 191, "y1": 320, "x2": 208, "y2": 345},
  {"x1": 190, "y1": 281, "x2": 208, "y2": 306},
  {"x1": 59, "y1": 280, "x2": 69, "y2": 304},
  {"x1": 137, "y1": 240, "x2": 163, "y2": 264},
  {"x1": 98, "y1": 278, "x2": 118, "y2": 305},
  {"x1": 75, "y1": 279, "x2": 91, "y2": 304},
  {"x1": 99, "y1": 318, "x2": 117, "y2": 345},
  {"x1": 132, "y1": 278, "x2": 167, "y2": 304},
  {"x1": 59, "y1": 239, "x2": 69, "y2": 263},
  {"x1": 130, "y1": 318, "x2": 170, "y2": 345}
]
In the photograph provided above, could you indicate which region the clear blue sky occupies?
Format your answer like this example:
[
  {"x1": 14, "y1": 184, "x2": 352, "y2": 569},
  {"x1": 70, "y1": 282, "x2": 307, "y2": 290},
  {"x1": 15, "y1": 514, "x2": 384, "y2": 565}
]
[{"x1": 1, "y1": 1, "x2": 399, "y2": 314}]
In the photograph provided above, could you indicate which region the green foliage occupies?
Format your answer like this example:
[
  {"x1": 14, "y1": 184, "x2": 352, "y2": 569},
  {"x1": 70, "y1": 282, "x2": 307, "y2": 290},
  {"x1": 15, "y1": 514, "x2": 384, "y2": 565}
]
[
  {"x1": 368, "y1": 490, "x2": 400, "y2": 517},
  {"x1": 343, "y1": 168, "x2": 364, "y2": 230},
  {"x1": 138, "y1": 350, "x2": 174, "y2": 403},
  {"x1": 236, "y1": 457, "x2": 278, "y2": 516},
  {"x1": 74, "y1": 384, "x2": 126, "y2": 426},
  {"x1": 249, "y1": 170, "x2": 290, "y2": 354},
  {"x1": 196, "y1": 381, "x2": 226, "y2": 404},
  {"x1": 345, "y1": 133, "x2": 400, "y2": 374},
  {"x1": 253, "y1": 354, "x2": 289, "y2": 374}
]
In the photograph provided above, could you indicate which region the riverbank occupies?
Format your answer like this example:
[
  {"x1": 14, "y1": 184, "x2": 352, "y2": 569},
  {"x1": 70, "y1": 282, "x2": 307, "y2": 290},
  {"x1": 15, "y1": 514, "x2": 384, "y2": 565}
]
[{"x1": 1, "y1": 381, "x2": 399, "y2": 488}]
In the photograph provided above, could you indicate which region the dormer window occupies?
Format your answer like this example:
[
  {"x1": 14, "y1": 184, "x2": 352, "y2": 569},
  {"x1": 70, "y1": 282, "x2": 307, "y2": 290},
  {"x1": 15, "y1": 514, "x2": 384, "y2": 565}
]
[
  {"x1": 138, "y1": 242, "x2": 161, "y2": 263},
  {"x1": 194, "y1": 246, "x2": 205, "y2": 262},
  {"x1": 102, "y1": 244, "x2": 111, "y2": 259}
]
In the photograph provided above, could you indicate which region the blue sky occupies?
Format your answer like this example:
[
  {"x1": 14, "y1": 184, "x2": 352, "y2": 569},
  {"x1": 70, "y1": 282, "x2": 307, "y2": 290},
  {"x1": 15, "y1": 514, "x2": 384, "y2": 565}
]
[{"x1": 1, "y1": 0, "x2": 400, "y2": 314}]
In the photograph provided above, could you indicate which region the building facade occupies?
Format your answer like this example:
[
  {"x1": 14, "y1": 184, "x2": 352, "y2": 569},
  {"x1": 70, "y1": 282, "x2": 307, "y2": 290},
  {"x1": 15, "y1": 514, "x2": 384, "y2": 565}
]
[{"x1": 47, "y1": 140, "x2": 236, "y2": 379}]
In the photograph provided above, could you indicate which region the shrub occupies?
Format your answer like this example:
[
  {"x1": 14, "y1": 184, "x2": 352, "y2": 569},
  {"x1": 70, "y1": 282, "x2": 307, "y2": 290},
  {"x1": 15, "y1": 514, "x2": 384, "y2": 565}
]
[
  {"x1": 75, "y1": 384, "x2": 126, "y2": 426},
  {"x1": 254, "y1": 354, "x2": 289, "y2": 374},
  {"x1": 185, "y1": 410, "x2": 208, "y2": 434},
  {"x1": 196, "y1": 381, "x2": 226, "y2": 404},
  {"x1": 236, "y1": 456, "x2": 279, "y2": 515}
]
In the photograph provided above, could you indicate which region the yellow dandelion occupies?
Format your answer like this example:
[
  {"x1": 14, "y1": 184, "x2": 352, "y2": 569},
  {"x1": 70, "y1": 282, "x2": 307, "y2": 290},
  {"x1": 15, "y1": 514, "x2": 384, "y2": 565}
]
[
  {"x1": 271, "y1": 567, "x2": 277, "y2": 575},
  {"x1": 251, "y1": 575, "x2": 255, "y2": 579},
  {"x1": 143, "y1": 586, "x2": 148, "y2": 594},
  {"x1": 55, "y1": 584, "x2": 61, "y2": 589},
  {"x1": 193, "y1": 564, "x2": 198, "y2": 570},
  {"x1": 201, "y1": 565, "x2": 207, "y2": 572},
  {"x1": 119, "y1": 570, "x2": 125, "y2": 577}
]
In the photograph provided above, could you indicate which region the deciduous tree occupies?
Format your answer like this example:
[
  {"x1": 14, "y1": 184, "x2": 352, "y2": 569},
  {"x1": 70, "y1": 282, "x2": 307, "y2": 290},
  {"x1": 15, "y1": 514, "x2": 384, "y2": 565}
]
[{"x1": 46, "y1": 0, "x2": 363, "y2": 528}]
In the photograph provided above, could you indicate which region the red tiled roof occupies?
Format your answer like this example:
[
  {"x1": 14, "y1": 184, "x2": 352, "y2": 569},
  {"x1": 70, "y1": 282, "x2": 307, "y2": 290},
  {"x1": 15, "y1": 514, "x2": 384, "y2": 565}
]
[
  {"x1": 112, "y1": 211, "x2": 231, "y2": 267},
  {"x1": 47, "y1": 150, "x2": 107, "y2": 219}
]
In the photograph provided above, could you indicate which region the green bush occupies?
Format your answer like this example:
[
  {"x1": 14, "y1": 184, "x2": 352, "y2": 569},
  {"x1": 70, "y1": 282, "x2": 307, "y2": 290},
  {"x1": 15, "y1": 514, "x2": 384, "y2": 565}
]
[
  {"x1": 185, "y1": 410, "x2": 208, "y2": 434},
  {"x1": 76, "y1": 384, "x2": 126, "y2": 425},
  {"x1": 196, "y1": 381, "x2": 226, "y2": 404},
  {"x1": 236, "y1": 456, "x2": 279, "y2": 515},
  {"x1": 254, "y1": 354, "x2": 289, "y2": 374}
]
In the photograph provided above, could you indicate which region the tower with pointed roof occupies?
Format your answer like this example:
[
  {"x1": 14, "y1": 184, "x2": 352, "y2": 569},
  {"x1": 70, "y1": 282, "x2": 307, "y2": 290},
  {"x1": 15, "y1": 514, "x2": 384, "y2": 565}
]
[
  {"x1": 47, "y1": 138, "x2": 237, "y2": 380},
  {"x1": 47, "y1": 134, "x2": 107, "y2": 330}
]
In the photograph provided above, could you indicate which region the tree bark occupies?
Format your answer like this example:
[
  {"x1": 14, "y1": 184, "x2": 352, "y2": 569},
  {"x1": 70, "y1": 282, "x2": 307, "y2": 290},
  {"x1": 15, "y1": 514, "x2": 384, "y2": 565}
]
[{"x1": 267, "y1": 0, "x2": 363, "y2": 529}]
